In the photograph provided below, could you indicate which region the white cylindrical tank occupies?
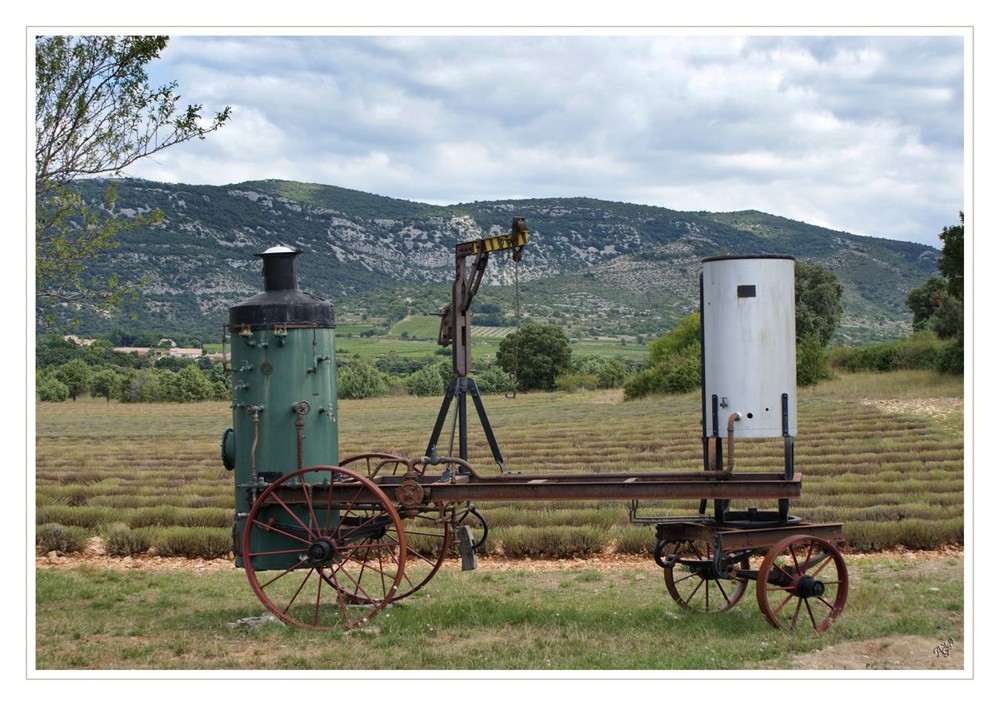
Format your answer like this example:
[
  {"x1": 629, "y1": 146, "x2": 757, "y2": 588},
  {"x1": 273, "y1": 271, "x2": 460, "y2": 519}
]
[{"x1": 701, "y1": 256, "x2": 797, "y2": 438}]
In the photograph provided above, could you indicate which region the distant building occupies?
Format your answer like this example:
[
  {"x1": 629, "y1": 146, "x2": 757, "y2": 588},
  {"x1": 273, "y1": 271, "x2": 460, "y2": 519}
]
[
  {"x1": 111, "y1": 347, "x2": 205, "y2": 359},
  {"x1": 169, "y1": 348, "x2": 203, "y2": 358}
]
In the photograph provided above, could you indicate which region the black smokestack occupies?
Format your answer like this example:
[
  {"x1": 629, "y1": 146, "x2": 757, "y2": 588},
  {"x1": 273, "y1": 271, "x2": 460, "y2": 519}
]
[{"x1": 257, "y1": 246, "x2": 302, "y2": 291}]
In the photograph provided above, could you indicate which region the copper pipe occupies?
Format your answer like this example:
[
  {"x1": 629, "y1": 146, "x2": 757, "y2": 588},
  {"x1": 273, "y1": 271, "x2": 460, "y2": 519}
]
[
  {"x1": 295, "y1": 412, "x2": 305, "y2": 470},
  {"x1": 249, "y1": 407, "x2": 260, "y2": 486},
  {"x1": 726, "y1": 412, "x2": 741, "y2": 473}
]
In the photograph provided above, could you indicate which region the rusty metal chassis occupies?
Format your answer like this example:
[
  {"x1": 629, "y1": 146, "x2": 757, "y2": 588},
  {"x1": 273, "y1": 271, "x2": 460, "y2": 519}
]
[
  {"x1": 654, "y1": 520, "x2": 846, "y2": 584},
  {"x1": 259, "y1": 458, "x2": 841, "y2": 582},
  {"x1": 264, "y1": 468, "x2": 803, "y2": 507}
]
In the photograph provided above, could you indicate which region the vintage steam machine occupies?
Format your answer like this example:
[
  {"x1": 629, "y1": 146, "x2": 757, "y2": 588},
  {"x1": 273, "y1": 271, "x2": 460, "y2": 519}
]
[{"x1": 221, "y1": 219, "x2": 848, "y2": 632}]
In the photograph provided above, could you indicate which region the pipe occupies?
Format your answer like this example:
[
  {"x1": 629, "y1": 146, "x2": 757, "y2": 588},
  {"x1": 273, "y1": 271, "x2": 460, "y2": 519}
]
[
  {"x1": 726, "y1": 412, "x2": 741, "y2": 473},
  {"x1": 248, "y1": 406, "x2": 262, "y2": 487}
]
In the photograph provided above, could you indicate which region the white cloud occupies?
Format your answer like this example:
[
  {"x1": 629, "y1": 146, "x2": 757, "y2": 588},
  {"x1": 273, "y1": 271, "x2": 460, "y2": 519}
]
[{"x1": 126, "y1": 33, "x2": 966, "y2": 246}]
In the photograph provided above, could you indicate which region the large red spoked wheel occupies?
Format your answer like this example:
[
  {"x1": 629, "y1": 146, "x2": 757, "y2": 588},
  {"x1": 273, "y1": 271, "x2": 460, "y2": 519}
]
[
  {"x1": 664, "y1": 540, "x2": 749, "y2": 613},
  {"x1": 755, "y1": 534, "x2": 849, "y2": 632},
  {"x1": 339, "y1": 453, "x2": 451, "y2": 601},
  {"x1": 242, "y1": 466, "x2": 406, "y2": 630}
]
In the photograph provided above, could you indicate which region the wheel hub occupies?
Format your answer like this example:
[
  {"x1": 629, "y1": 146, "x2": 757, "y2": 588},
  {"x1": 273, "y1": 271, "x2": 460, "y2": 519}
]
[
  {"x1": 794, "y1": 574, "x2": 825, "y2": 598},
  {"x1": 307, "y1": 537, "x2": 337, "y2": 563}
]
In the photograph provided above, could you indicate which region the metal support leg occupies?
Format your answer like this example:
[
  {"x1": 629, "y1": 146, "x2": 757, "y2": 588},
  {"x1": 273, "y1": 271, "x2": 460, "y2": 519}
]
[
  {"x1": 426, "y1": 377, "x2": 460, "y2": 458},
  {"x1": 469, "y1": 379, "x2": 506, "y2": 473},
  {"x1": 426, "y1": 376, "x2": 507, "y2": 472}
]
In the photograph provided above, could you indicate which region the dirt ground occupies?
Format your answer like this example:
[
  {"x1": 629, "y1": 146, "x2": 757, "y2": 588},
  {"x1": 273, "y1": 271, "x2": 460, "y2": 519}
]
[{"x1": 36, "y1": 540, "x2": 966, "y2": 672}]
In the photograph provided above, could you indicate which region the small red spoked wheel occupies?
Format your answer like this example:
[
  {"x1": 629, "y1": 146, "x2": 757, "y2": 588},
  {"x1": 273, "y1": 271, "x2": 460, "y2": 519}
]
[
  {"x1": 242, "y1": 465, "x2": 406, "y2": 630},
  {"x1": 756, "y1": 534, "x2": 849, "y2": 632},
  {"x1": 664, "y1": 540, "x2": 749, "y2": 613},
  {"x1": 339, "y1": 453, "x2": 451, "y2": 601}
]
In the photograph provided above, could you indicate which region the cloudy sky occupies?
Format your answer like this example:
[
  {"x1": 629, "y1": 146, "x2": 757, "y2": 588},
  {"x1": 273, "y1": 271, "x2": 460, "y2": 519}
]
[{"x1": 126, "y1": 31, "x2": 966, "y2": 248}]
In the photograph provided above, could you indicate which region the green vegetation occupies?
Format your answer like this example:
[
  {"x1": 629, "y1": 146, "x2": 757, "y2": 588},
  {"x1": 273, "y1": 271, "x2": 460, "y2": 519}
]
[
  {"x1": 795, "y1": 262, "x2": 844, "y2": 347},
  {"x1": 35, "y1": 370, "x2": 963, "y2": 559},
  {"x1": 624, "y1": 312, "x2": 702, "y2": 399},
  {"x1": 36, "y1": 523, "x2": 90, "y2": 554},
  {"x1": 497, "y1": 323, "x2": 573, "y2": 391},
  {"x1": 34, "y1": 551, "x2": 964, "y2": 670},
  {"x1": 34, "y1": 368, "x2": 965, "y2": 670},
  {"x1": 902, "y1": 213, "x2": 964, "y2": 375}
]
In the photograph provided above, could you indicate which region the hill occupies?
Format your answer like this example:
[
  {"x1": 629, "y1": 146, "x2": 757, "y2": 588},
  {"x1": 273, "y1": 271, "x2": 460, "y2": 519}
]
[{"x1": 41, "y1": 178, "x2": 940, "y2": 344}]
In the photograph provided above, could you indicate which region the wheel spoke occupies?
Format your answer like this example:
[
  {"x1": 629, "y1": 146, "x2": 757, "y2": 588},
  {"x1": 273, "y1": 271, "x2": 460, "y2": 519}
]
[
  {"x1": 248, "y1": 517, "x2": 313, "y2": 547},
  {"x1": 683, "y1": 577, "x2": 707, "y2": 606},
  {"x1": 243, "y1": 466, "x2": 407, "y2": 630},
  {"x1": 713, "y1": 578, "x2": 732, "y2": 606},
  {"x1": 665, "y1": 541, "x2": 748, "y2": 613},
  {"x1": 756, "y1": 535, "x2": 849, "y2": 633},
  {"x1": 338, "y1": 453, "x2": 451, "y2": 602},
  {"x1": 259, "y1": 492, "x2": 316, "y2": 541},
  {"x1": 257, "y1": 558, "x2": 310, "y2": 590}
]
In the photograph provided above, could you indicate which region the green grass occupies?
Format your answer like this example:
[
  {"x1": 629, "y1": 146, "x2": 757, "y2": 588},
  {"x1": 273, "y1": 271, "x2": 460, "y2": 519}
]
[
  {"x1": 34, "y1": 552, "x2": 964, "y2": 670},
  {"x1": 332, "y1": 319, "x2": 648, "y2": 365},
  {"x1": 388, "y1": 315, "x2": 442, "y2": 340}
]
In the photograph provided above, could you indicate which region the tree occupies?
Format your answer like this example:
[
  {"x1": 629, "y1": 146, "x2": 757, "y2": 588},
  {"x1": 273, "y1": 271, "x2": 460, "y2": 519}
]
[
  {"x1": 905, "y1": 214, "x2": 964, "y2": 342},
  {"x1": 496, "y1": 323, "x2": 573, "y2": 391},
  {"x1": 906, "y1": 277, "x2": 948, "y2": 331},
  {"x1": 405, "y1": 365, "x2": 445, "y2": 397},
  {"x1": 794, "y1": 262, "x2": 843, "y2": 346},
  {"x1": 35, "y1": 35, "x2": 230, "y2": 326},
  {"x1": 338, "y1": 361, "x2": 389, "y2": 399},
  {"x1": 54, "y1": 358, "x2": 93, "y2": 400},
  {"x1": 36, "y1": 373, "x2": 70, "y2": 402},
  {"x1": 623, "y1": 313, "x2": 702, "y2": 400},
  {"x1": 938, "y1": 212, "x2": 964, "y2": 300},
  {"x1": 90, "y1": 366, "x2": 124, "y2": 402},
  {"x1": 647, "y1": 312, "x2": 701, "y2": 362},
  {"x1": 172, "y1": 365, "x2": 214, "y2": 402}
]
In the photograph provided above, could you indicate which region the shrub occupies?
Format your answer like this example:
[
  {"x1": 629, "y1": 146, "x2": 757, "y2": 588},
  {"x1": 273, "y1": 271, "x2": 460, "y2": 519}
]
[
  {"x1": 832, "y1": 334, "x2": 946, "y2": 374},
  {"x1": 102, "y1": 523, "x2": 154, "y2": 556},
  {"x1": 844, "y1": 518, "x2": 963, "y2": 552},
  {"x1": 338, "y1": 361, "x2": 389, "y2": 399},
  {"x1": 153, "y1": 527, "x2": 232, "y2": 558},
  {"x1": 573, "y1": 356, "x2": 631, "y2": 389},
  {"x1": 125, "y1": 506, "x2": 180, "y2": 527},
  {"x1": 405, "y1": 365, "x2": 445, "y2": 397},
  {"x1": 647, "y1": 313, "x2": 700, "y2": 361},
  {"x1": 612, "y1": 526, "x2": 655, "y2": 554},
  {"x1": 169, "y1": 365, "x2": 215, "y2": 402},
  {"x1": 36, "y1": 505, "x2": 115, "y2": 528},
  {"x1": 494, "y1": 525, "x2": 606, "y2": 558},
  {"x1": 37, "y1": 523, "x2": 90, "y2": 553},
  {"x1": 624, "y1": 353, "x2": 701, "y2": 399},
  {"x1": 554, "y1": 372, "x2": 599, "y2": 392},
  {"x1": 36, "y1": 374, "x2": 70, "y2": 402},
  {"x1": 118, "y1": 368, "x2": 164, "y2": 402},
  {"x1": 936, "y1": 338, "x2": 964, "y2": 375},
  {"x1": 835, "y1": 342, "x2": 902, "y2": 372},
  {"x1": 895, "y1": 332, "x2": 943, "y2": 369},
  {"x1": 796, "y1": 335, "x2": 833, "y2": 386},
  {"x1": 472, "y1": 365, "x2": 515, "y2": 395}
]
